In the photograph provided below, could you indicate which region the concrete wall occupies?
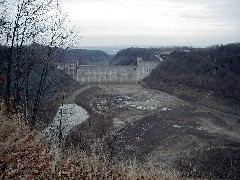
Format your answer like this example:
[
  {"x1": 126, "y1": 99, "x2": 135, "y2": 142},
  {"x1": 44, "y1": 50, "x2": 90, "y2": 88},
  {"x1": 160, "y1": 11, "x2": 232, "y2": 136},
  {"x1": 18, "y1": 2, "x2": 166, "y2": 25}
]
[
  {"x1": 137, "y1": 60, "x2": 160, "y2": 81},
  {"x1": 78, "y1": 65, "x2": 139, "y2": 83},
  {"x1": 57, "y1": 58, "x2": 160, "y2": 84}
]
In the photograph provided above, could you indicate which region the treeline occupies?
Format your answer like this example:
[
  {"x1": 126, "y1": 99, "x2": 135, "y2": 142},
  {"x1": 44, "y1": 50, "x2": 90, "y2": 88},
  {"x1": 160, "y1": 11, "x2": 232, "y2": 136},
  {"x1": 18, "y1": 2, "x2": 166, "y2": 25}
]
[
  {"x1": 54, "y1": 48, "x2": 111, "y2": 65},
  {"x1": 0, "y1": 43, "x2": 79, "y2": 126},
  {"x1": 111, "y1": 46, "x2": 192, "y2": 65},
  {"x1": 144, "y1": 43, "x2": 240, "y2": 101},
  {"x1": 0, "y1": 0, "x2": 80, "y2": 128},
  {"x1": 111, "y1": 47, "x2": 158, "y2": 65}
]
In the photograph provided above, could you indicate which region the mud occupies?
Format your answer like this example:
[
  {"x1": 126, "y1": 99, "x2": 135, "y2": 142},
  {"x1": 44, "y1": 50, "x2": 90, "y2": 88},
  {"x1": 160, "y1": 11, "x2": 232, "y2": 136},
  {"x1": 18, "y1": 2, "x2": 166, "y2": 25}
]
[{"x1": 69, "y1": 84, "x2": 240, "y2": 179}]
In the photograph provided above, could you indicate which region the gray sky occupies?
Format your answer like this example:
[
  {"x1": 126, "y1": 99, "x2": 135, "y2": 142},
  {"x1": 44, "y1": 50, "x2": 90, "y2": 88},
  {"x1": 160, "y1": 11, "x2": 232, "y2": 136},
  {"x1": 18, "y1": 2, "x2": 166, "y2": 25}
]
[{"x1": 61, "y1": 0, "x2": 240, "y2": 47}]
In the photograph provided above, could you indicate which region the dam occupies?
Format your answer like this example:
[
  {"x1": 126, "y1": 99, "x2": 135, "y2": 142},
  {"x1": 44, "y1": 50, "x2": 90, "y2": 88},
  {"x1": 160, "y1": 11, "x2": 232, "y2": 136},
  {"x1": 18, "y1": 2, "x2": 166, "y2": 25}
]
[{"x1": 57, "y1": 57, "x2": 160, "y2": 83}]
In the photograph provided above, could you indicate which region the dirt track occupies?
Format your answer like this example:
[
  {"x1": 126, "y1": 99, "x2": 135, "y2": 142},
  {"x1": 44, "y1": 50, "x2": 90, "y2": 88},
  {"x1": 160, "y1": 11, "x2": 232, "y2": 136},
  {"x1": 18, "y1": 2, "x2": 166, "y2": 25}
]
[{"x1": 72, "y1": 84, "x2": 240, "y2": 179}]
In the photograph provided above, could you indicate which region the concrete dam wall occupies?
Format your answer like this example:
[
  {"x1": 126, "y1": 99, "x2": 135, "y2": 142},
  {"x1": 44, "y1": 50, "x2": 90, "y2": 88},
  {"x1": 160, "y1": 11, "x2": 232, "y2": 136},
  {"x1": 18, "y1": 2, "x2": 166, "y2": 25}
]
[{"x1": 57, "y1": 58, "x2": 160, "y2": 84}]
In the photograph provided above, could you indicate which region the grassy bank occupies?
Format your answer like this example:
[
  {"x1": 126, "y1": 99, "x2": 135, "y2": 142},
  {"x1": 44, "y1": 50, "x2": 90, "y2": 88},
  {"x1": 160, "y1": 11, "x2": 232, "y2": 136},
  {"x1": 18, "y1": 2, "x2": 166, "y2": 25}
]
[{"x1": 0, "y1": 104, "x2": 178, "y2": 179}]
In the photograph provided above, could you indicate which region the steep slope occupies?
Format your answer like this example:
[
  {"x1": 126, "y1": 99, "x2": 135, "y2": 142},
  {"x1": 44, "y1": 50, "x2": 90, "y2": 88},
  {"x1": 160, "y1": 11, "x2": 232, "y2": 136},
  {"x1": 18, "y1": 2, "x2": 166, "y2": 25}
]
[
  {"x1": 0, "y1": 109, "x2": 177, "y2": 179},
  {"x1": 0, "y1": 44, "x2": 80, "y2": 127},
  {"x1": 144, "y1": 43, "x2": 240, "y2": 113}
]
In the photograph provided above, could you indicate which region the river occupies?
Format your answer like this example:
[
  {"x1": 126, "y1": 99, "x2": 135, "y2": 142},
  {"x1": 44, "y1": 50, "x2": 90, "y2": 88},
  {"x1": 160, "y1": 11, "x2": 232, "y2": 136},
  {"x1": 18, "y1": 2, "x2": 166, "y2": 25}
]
[{"x1": 44, "y1": 103, "x2": 89, "y2": 144}]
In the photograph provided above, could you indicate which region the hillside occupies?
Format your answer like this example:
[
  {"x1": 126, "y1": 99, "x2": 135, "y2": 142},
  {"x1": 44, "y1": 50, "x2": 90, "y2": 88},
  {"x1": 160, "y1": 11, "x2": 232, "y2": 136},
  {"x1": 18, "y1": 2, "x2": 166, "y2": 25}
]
[
  {"x1": 0, "y1": 108, "x2": 177, "y2": 179},
  {"x1": 110, "y1": 46, "x2": 192, "y2": 65},
  {"x1": 144, "y1": 43, "x2": 240, "y2": 114},
  {"x1": 54, "y1": 48, "x2": 111, "y2": 65},
  {"x1": 0, "y1": 44, "x2": 80, "y2": 127},
  {"x1": 111, "y1": 47, "x2": 158, "y2": 65}
]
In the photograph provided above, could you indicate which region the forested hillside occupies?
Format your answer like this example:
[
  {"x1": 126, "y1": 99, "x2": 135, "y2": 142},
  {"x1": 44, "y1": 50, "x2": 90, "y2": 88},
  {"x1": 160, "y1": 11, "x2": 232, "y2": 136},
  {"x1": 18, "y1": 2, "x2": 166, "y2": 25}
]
[
  {"x1": 111, "y1": 47, "x2": 192, "y2": 65},
  {"x1": 54, "y1": 48, "x2": 111, "y2": 65},
  {"x1": 111, "y1": 48, "x2": 158, "y2": 65},
  {"x1": 144, "y1": 43, "x2": 240, "y2": 105},
  {"x1": 0, "y1": 44, "x2": 80, "y2": 127}
]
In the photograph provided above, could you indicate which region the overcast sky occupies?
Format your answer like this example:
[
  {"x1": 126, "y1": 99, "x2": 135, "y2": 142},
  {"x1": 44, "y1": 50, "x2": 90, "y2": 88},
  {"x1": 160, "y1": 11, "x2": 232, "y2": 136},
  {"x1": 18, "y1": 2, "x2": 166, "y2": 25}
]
[{"x1": 61, "y1": 0, "x2": 240, "y2": 47}]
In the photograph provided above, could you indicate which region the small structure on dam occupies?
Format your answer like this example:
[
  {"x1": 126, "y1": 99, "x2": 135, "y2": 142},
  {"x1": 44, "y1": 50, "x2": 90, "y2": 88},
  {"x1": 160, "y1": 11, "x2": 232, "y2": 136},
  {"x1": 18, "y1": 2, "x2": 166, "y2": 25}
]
[{"x1": 56, "y1": 57, "x2": 160, "y2": 83}]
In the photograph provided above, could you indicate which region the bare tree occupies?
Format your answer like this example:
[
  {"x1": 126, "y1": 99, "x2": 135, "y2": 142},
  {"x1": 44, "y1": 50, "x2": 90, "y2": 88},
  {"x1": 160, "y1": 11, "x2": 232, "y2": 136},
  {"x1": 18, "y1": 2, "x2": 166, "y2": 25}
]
[{"x1": 0, "y1": 0, "x2": 80, "y2": 126}]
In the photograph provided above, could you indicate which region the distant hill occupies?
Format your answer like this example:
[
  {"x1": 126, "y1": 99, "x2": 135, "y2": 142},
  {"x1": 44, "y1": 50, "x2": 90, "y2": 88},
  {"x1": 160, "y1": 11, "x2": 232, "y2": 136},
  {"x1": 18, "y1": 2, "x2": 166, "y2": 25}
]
[
  {"x1": 54, "y1": 48, "x2": 111, "y2": 65},
  {"x1": 111, "y1": 47, "x2": 192, "y2": 65},
  {"x1": 111, "y1": 48, "x2": 158, "y2": 65},
  {"x1": 144, "y1": 43, "x2": 240, "y2": 104}
]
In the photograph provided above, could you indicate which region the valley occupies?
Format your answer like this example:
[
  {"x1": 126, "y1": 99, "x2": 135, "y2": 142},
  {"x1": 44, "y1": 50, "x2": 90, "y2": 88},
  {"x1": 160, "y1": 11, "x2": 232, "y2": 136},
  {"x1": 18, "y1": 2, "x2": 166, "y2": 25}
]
[
  {"x1": 66, "y1": 83, "x2": 240, "y2": 179},
  {"x1": 1, "y1": 0, "x2": 240, "y2": 178}
]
